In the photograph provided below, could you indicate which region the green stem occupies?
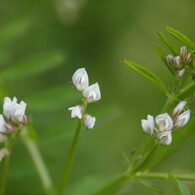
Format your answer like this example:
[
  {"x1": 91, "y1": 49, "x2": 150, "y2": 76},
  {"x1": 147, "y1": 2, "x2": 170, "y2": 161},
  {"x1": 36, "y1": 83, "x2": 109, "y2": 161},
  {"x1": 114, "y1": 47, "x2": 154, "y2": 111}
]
[
  {"x1": 0, "y1": 127, "x2": 22, "y2": 195},
  {"x1": 92, "y1": 174, "x2": 131, "y2": 195},
  {"x1": 135, "y1": 172, "x2": 195, "y2": 181},
  {"x1": 20, "y1": 127, "x2": 56, "y2": 195},
  {"x1": 59, "y1": 119, "x2": 83, "y2": 195}
]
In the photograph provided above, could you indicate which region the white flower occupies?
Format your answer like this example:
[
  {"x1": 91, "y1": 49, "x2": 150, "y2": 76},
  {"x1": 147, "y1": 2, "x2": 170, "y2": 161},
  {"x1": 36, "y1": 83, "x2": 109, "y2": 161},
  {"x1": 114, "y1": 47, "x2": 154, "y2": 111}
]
[
  {"x1": 68, "y1": 105, "x2": 83, "y2": 119},
  {"x1": 155, "y1": 113, "x2": 173, "y2": 132},
  {"x1": 173, "y1": 101, "x2": 187, "y2": 118},
  {"x1": 174, "y1": 110, "x2": 190, "y2": 128},
  {"x1": 141, "y1": 115, "x2": 155, "y2": 135},
  {"x1": 72, "y1": 68, "x2": 89, "y2": 91},
  {"x1": 157, "y1": 131, "x2": 172, "y2": 145},
  {"x1": 84, "y1": 114, "x2": 96, "y2": 129},
  {"x1": 3, "y1": 97, "x2": 27, "y2": 124},
  {"x1": 0, "y1": 115, "x2": 6, "y2": 133},
  {"x1": 82, "y1": 83, "x2": 101, "y2": 103}
]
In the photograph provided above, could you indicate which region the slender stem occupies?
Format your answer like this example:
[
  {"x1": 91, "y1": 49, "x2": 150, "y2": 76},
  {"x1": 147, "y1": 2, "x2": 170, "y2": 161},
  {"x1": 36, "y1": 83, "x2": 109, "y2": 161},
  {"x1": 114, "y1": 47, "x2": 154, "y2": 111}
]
[
  {"x1": 136, "y1": 172, "x2": 195, "y2": 181},
  {"x1": 59, "y1": 119, "x2": 83, "y2": 195},
  {"x1": 0, "y1": 127, "x2": 22, "y2": 195},
  {"x1": 20, "y1": 127, "x2": 56, "y2": 195},
  {"x1": 92, "y1": 174, "x2": 131, "y2": 195}
]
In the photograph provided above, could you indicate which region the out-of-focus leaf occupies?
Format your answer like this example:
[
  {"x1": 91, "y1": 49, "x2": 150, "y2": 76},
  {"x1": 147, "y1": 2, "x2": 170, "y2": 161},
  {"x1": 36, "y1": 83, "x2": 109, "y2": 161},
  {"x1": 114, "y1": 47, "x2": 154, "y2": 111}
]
[
  {"x1": 26, "y1": 85, "x2": 80, "y2": 113},
  {"x1": 154, "y1": 45, "x2": 174, "y2": 75},
  {"x1": 139, "y1": 178, "x2": 164, "y2": 194},
  {"x1": 0, "y1": 18, "x2": 30, "y2": 47},
  {"x1": 166, "y1": 26, "x2": 195, "y2": 49},
  {"x1": 138, "y1": 117, "x2": 195, "y2": 171},
  {"x1": 157, "y1": 31, "x2": 178, "y2": 55},
  {"x1": 0, "y1": 51, "x2": 65, "y2": 80},
  {"x1": 123, "y1": 60, "x2": 169, "y2": 95},
  {"x1": 179, "y1": 81, "x2": 195, "y2": 99},
  {"x1": 170, "y1": 174, "x2": 190, "y2": 195}
]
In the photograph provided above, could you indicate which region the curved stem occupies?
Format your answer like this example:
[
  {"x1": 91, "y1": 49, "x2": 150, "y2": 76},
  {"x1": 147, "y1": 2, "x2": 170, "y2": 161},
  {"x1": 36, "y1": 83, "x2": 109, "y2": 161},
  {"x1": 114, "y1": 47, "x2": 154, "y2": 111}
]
[
  {"x1": 20, "y1": 127, "x2": 56, "y2": 195},
  {"x1": 59, "y1": 119, "x2": 83, "y2": 195}
]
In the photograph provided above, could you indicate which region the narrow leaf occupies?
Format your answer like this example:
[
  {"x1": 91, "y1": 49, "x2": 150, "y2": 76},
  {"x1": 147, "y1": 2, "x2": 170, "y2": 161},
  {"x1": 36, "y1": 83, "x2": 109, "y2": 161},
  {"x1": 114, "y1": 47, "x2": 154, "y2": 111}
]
[
  {"x1": 166, "y1": 26, "x2": 195, "y2": 49},
  {"x1": 157, "y1": 31, "x2": 178, "y2": 55},
  {"x1": 154, "y1": 45, "x2": 175, "y2": 75},
  {"x1": 139, "y1": 178, "x2": 164, "y2": 194},
  {"x1": 123, "y1": 60, "x2": 169, "y2": 95},
  {"x1": 0, "y1": 51, "x2": 65, "y2": 80},
  {"x1": 170, "y1": 174, "x2": 190, "y2": 195}
]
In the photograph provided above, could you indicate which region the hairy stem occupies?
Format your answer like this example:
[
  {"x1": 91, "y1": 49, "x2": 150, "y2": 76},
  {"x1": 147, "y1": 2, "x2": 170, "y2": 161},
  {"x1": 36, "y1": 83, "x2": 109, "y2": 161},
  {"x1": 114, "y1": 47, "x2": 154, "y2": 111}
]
[{"x1": 20, "y1": 127, "x2": 56, "y2": 195}]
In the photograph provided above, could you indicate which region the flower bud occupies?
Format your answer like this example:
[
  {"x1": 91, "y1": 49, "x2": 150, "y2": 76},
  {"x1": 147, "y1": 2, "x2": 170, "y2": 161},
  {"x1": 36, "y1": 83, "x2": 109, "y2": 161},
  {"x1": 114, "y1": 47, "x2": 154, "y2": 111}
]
[
  {"x1": 141, "y1": 115, "x2": 155, "y2": 135},
  {"x1": 173, "y1": 101, "x2": 187, "y2": 119},
  {"x1": 3, "y1": 97, "x2": 27, "y2": 124},
  {"x1": 68, "y1": 105, "x2": 83, "y2": 119},
  {"x1": 180, "y1": 46, "x2": 191, "y2": 64},
  {"x1": 155, "y1": 113, "x2": 173, "y2": 132},
  {"x1": 72, "y1": 68, "x2": 89, "y2": 91},
  {"x1": 157, "y1": 131, "x2": 172, "y2": 145},
  {"x1": 174, "y1": 110, "x2": 190, "y2": 128},
  {"x1": 84, "y1": 114, "x2": 96, "y2": 129},
  {"x1": 176, "y1": 69, "x2": 185, "y2": 78},
  {"x1": 0, "y1": 115, "x2": 6, "y2": 133},
  {"x1": 82, "y1": 83, "x2": 101, "y2": 103},
  {"x1": 166, "y1": 54, "x2": 174, "y2": 65},
  {"x1": 173, "y1": 56, "x2": 182, "y2": 68}
]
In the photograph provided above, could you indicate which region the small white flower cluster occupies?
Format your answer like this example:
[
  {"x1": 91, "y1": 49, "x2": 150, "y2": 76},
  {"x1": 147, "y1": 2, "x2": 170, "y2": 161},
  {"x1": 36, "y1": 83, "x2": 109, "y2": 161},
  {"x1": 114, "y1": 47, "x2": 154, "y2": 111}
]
[
  {"x1": 68, "y1": 68, "x2": 101, "y2": 129},
  {"x1": 166, "y1": 46, "x2": 191, "y2": 78},
  {"x1": 141, "y1": 101, "x2": 190, "y2": 145},
  {"x1": 0, "y1": 97, "x2": 27, "y2": 161}
]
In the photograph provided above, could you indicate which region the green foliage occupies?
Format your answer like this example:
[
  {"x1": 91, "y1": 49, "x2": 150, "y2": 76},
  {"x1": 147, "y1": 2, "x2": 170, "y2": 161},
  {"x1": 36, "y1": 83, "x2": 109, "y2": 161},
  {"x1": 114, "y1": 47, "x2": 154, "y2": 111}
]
[{"x1": 122, "y1": 60, "x2": 169, "y2": 95}]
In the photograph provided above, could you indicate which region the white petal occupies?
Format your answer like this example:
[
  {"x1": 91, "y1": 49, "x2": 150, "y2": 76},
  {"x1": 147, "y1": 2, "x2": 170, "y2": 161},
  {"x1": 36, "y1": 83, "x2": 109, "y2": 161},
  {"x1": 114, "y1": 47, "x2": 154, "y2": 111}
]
[
  {"x1": 0, "y1": 115, "x2": 6, "y2": 133},
  {"x1": 157, "y1": 131, "x2": 172, "y2": 145},
  {"x1": 68, "y1": 106, "x2": 82, "y2": 119},
  {"x1": 84, "y1": 114, "x2": 96, "y2": 129},
  {"x1": 174, "y1": 110, "x2": 190, "y2": 128},
  {"x1": 141, "y1": 115, "x2": 154, "y2": 135},
  {"x1": 72, "y1": 68, "x2": 89, "y2": 91},
  {"x1": 155, "y1": 113, "x2": 173, "y2": 132},
  {"x1": 173, "y1": 101, "x2": 187, "y2": 118},
  {"x1": 82, "y1": 83, "x2": 101, "y2": 103}
]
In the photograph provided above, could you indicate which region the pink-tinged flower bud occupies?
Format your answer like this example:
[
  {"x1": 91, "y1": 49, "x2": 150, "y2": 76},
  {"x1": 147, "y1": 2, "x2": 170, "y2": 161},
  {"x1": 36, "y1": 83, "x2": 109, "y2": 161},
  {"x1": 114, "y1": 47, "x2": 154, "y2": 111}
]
[
  {"x1": 82, "y1": 83, "x2": 101, "y2": 103},
  {"x1": 141, "y1": 115, "x2": 155, "y2": 135},
  {"x1": 68, "y1": 105, "x2": 83, "y2": 119},
  {"x1": 3, "y1": 97, "x2": 27, "y2": 124},
  {"x1": 155, "y1": 113, "x2": 173, "y2": 132},
  {"x1": 72, "y1": 68, "x2": 89, "y2": 91},
  {"x1": 173, "y1": 101, "x2": 187, "y2": 119},
  {"x1": 84, "y1": 114, "x2": 96, "y2": 129},
  {"x1": 174, "y1": 110, "x2": 190, "y2": 128},
  {"x1": 157, "y1": 131, "x2": 172, "y2": 145},
  {"x1": 0, "y1": 115, "x2": 6, "y2": 133}
]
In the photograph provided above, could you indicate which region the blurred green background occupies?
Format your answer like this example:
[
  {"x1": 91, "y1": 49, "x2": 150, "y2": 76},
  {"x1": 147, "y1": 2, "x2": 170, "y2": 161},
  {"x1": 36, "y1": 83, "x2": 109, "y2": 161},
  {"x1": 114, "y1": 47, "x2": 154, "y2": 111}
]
[{"x1": 0, "y1": 0, "x2": 195, "y2": 194}]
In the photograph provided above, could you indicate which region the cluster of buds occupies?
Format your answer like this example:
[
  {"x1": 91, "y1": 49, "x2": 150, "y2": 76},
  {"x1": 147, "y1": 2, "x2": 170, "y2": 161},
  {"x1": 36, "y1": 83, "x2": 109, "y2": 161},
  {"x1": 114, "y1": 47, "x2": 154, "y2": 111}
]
[
  {"x1": 166, "y1": 46, "x2": 192, "y2": 78},
  {"x1": 0, "y1": 97, "x2": 27, "y2": 161},
  {"x1": 141, "y1": 101, "x2": 190, "y2": 145},
  {"x1": 68, "y1": 68, "x2": 101, "y2": 129}
]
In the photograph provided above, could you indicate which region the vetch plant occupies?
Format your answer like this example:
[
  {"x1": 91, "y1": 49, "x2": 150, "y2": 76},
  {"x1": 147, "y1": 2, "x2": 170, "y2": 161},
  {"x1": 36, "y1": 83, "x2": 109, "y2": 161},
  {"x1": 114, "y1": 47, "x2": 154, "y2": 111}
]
[{"x1": 1, "y1": 27, "x2": 195, "y2": 195}]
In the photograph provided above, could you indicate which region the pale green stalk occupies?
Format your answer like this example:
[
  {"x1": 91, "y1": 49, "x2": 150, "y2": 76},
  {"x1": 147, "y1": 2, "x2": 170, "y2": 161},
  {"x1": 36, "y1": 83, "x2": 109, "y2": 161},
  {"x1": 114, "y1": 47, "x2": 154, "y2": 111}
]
[
  {"x1": 59, "y1": 99, "x2": 87, "y2": 195},
  {"x1": 0, "y1": 127, "x2": 22, "y2": 195},
  {"x1": 20, "y1": 128, "x2": 56, "y2": 195}
]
